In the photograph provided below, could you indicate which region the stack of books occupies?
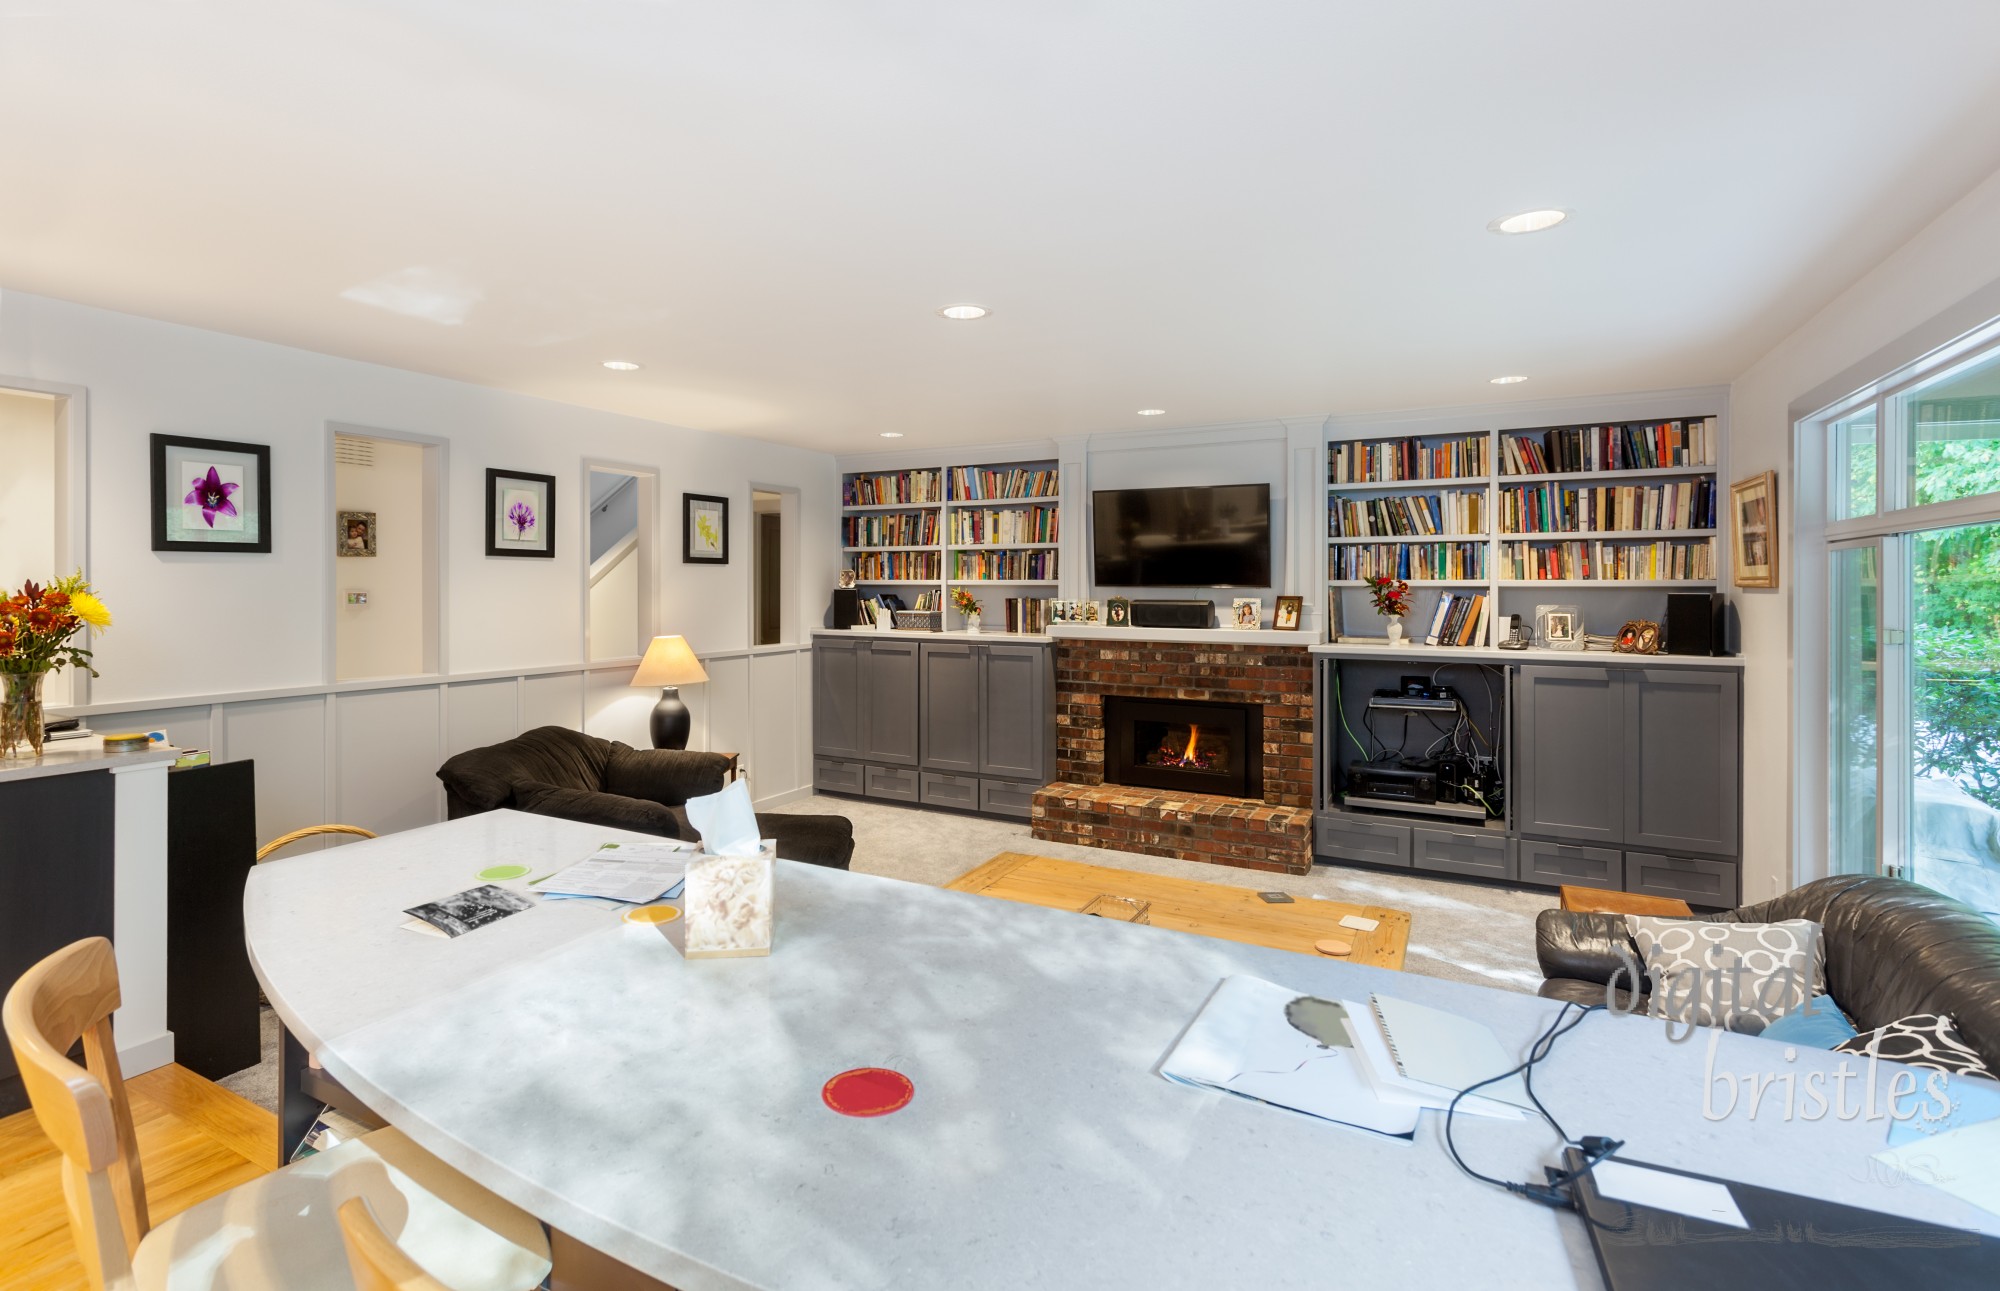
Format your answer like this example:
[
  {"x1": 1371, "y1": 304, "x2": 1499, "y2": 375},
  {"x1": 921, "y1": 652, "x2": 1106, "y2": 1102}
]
[
  {"x1": 1422, "y1": 592, "x2": 1489, "y2": 647},
  {"x1": 1328, "y1": 491, "x2": 1485, "y2": 538}
]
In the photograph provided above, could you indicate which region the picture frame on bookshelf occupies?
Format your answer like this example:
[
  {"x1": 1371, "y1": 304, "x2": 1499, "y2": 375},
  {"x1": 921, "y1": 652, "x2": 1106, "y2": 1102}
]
[
  {"x1": 1273, "y1": 595, "x2": 1303, "y2": 631},
  {"x1": 1106, "y1": 596, "x2": 1131, "y2": 627},
  {"x1": 1731, "y1": 470, "x2": 1778, "y2": 589},
  {"x1": 837, "y1": 569, "x2": 857, "y2": 590},
  {"x1": 1231, "y1": 598, "x2": 1262, "y2": 630},
  {"x1": 1535, "y1": 603, "x2": 1583, "y2": 651}
]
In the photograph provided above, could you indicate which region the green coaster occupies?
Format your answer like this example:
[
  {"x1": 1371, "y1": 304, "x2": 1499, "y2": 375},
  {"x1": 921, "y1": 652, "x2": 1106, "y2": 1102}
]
[{"x1": 477, "y1": 864, "x2": 532, "y2": 881}]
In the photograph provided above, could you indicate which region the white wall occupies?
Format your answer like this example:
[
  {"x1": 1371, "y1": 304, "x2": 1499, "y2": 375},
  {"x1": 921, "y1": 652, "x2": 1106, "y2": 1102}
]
[
  {"x1": 335, "y1": 435, "x2": 428, "y2": 680},
  {"x1": 1730, "y1": 164, "x2": 2000, "y2": 900},
  {"x1": 0, "y1": 290, "x2": 839, "y2": 834}
]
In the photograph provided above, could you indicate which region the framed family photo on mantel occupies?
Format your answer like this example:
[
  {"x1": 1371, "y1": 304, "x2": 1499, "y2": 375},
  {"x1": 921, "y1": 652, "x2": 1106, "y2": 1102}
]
[
  {"x1": 150, "y1": 433, "x2": 273, "y2": 553},
  {"x1": 486, "y1": 468, "x2": 556, "y2": 558}
]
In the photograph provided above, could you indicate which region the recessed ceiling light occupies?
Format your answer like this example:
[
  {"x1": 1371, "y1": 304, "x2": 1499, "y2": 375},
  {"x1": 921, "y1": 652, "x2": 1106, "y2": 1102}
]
[
  {"x1": 1487, "y1": 209, "x2": 1569, "y2": 235},
  {"x1": 879, "y1": 432, "x2": 905, "y2": 438},
  {"x1": 1490, "y1": 375, "x2": 1528, "y2": 385},
  {"x1": 602, "y1": 360, "x2": 641, "y2": 371},
  {"x1": 1136, "y1": 408, "x2": 1166, "y2": 416},
  {"x1": 937, "y1": 304, "x2": 989, "y2": 320}
]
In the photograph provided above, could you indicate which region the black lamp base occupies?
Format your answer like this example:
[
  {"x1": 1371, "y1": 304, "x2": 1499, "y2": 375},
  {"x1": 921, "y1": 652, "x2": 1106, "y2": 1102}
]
[{"x1": 650, "y1": 686, "x2": 692, "y2": 749}]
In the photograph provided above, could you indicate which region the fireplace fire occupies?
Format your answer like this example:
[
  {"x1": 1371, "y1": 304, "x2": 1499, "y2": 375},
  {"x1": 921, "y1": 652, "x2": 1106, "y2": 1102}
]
[
  {"x1": 1104, "y1": 695, "x2": 1262, "y2": 799},
  {"x1": 1146, "y1": 723, "x2": 1229, "y2": 772}
]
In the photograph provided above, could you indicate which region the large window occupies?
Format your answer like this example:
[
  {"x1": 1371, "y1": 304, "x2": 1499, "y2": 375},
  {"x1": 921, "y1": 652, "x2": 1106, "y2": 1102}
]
[{"x1": 1810, "y1": 335, "x2": 2000, "y2": 917}]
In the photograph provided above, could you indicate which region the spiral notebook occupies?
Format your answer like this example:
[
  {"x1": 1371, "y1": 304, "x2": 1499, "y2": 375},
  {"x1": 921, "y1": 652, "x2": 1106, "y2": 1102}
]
[{"x1": 1368, "y1": 994, "x2": 1532, "y2": 1109}]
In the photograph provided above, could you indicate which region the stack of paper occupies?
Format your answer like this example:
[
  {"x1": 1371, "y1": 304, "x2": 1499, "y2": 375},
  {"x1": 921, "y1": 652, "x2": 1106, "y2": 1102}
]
[{"x1": 538, "y1": 841, "x2": 694, "y2": 904}]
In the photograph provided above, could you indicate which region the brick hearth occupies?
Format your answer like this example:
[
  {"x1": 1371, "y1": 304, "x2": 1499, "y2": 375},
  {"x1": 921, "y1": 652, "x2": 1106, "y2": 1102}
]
[{"x1": 1031, "y1": 639, "x2": 1315, "y2": 874}]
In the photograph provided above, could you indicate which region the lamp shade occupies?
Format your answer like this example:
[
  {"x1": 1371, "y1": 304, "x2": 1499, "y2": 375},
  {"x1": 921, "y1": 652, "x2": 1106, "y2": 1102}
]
[{"x1": 631, "y1": 635, "x2": 709, "y2": 688}]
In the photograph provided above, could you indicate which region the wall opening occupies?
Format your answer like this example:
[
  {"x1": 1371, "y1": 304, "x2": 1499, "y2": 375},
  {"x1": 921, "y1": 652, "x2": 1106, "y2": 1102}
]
[
  {"x1": 333, "y1": 430, "x2": 442, "y2": 681},
  {"x1": 587, "y1": 464, "x2": 657, "y2": 661},
  {"x1": 753, "y1": 489, "x2": 783, "y2": 645},
  {"x1": 0, "y1": 386, "x2": 78, "y2": 708}
]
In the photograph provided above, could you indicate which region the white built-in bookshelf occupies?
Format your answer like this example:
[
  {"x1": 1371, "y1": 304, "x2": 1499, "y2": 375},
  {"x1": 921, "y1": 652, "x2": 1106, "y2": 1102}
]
[
  {"x1": 1326, "y1": 416, "x2": 1722, "y2": 645},
  {"x1": 842, "y1": 458, "x2": 1061, "y2": 629}
]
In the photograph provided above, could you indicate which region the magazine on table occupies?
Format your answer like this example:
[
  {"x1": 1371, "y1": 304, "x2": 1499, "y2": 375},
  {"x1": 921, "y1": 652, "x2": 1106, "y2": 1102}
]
[
  {"x1": 536, "y1": 839, "x2": 695, "y2": 904},
  {"x1": 402, "y1": 884, "x2": 535, "y2": 938}
]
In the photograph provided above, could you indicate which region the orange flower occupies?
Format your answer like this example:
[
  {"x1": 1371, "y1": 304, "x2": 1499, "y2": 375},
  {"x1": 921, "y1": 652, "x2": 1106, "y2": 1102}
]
[
  {"x1": 42, "y1": 590, "x2": 69, "y2": 608},
  {"x1": 0, "y1": 630, "x2": 13, "y2": 655},
  {"x1": 25, "y1": 606, "x2": 56, "y2": 632}
]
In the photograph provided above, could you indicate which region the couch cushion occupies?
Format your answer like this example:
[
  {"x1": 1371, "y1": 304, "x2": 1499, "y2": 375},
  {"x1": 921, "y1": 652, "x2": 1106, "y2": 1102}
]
[
  {"x1": 1761, "y1": 995, "x2": 1859, "y2": 1049},
  {"x1": 512, "y1": 782, "x2": 684, "y2": 838},
  {"x1": 438, "y1": 726, "x2": 617, "y2": 809},
  {"x1": 1833, "y1": 1013, "x2": 1997, "y2": 1079},
  {"x1": 1630, "y1": 917, "x2": 1822, "y2": 1035}
]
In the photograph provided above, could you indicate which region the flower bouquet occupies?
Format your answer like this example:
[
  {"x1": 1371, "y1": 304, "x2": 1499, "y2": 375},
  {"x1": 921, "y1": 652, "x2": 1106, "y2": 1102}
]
[
  {"x1": 1, "y1": 573, "x2": 111, "y2": 758},
  {"x1": 1367, "y1": 576, "x2": 1412, "y2": 645},
  {"x1": 951, "y1": 588, "x2": 983, "y2": 633}
]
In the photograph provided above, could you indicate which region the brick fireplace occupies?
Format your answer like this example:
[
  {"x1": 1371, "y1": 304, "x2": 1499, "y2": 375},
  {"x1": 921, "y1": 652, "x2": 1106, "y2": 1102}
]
[{"x1": 1031, "y1": 637, "x2": 1314, "y2": 875}]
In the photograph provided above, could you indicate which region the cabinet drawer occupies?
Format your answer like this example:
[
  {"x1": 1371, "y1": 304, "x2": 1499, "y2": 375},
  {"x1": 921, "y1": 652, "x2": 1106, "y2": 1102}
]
[
  {"x1": 1626, "y1": 852, "x2": 1739, "y2": 908},
  {"x1": 864, "y1": 764, "x2": 920, "y2": 803},
  {"x1": 1313, "y1": 815, "x2": 1412, "y2": 868},
  {"x1": 979, "y1": 779, "x2": 1039, "y2": 819},
  {"x1": 813, "y1": 758, "x2": 866, "y2": 796},
  {"x1": 920, "y1": 771, "x2": 981, "y2": 811},
  {"x1": 1412, "y1": 827, "x2": 1516, "y2": 881},
  {"x1": 1519, "y1": 839, "x2": 1622, "y2": 890}
]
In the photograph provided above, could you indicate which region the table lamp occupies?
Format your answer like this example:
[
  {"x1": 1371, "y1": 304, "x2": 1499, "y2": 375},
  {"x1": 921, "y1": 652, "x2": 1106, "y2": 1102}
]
[{"x1": 631, "y1": 635, "x2": 709, "y2": 749}]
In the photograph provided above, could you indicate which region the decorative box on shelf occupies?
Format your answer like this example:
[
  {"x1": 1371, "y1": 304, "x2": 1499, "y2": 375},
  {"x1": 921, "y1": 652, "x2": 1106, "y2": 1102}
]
[{"x1": 893, "y1": 610, "x2": 942, "y2": 632}]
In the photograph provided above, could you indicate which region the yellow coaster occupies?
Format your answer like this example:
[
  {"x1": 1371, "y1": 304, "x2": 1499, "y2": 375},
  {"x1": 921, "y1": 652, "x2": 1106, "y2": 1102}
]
[{"x1": 624, "y1": 905, "x2": 681, "y2": 925}]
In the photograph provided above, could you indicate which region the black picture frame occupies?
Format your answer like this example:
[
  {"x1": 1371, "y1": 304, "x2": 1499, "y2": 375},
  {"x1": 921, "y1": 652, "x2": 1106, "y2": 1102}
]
[
  {"x1": 683, "y1": 492, "x2": 730, "y2": 564},
  {"x1": 486, "y1": 468, "x2": 557, "y2": 559},
  {"x1": 150, "y1": 433, "x2": 274, "y2": 553}
]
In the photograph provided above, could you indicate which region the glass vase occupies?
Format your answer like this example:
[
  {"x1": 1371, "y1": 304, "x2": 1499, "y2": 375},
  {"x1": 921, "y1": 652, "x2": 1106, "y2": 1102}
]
[{"x1": 1, "y1": 670, "x2": 48, "y2": 760}]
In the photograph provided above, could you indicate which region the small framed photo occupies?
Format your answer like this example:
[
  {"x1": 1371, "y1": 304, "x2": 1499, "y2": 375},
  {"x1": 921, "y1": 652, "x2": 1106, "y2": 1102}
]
[
  {"x1": 1231, "y1": 597, "x2": 1262, "y2": 630},
  {"x1": 1082, "y1": 599, "x2": 1103, "y2": 624},
  {"x1": 838, "y1": 569, "x2": 858, "y2": 590},
  {"x1": 337, "y1": 510, "x2": 377, "y2": 557},
  {"x1": 1273, "y1": 595, "x2": 1303, "y2": 631},
  {"x1": 1106, "y1": 596, "x2": 1132, "y2": 627},
  {"x1": 151, "y1": 433, "x2": 272, "y2": 553},
  {"x1": 1731, "y1": 470, "x2": 1778, "y2": 589},
  {"x1": 684, "y1": 493, "x2": 729, "y2": 564},
  {"x1": 1535, "y1": 603, "x2": 1584, "y2": 650},
  {"x1": 486, "y1": 468, "x2": 556, "y2": 558}
]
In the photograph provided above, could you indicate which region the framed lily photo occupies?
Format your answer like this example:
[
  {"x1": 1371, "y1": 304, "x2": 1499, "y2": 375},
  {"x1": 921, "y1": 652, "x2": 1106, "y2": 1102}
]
[
  {"x1": 150, "y1": 433, "x2": 272, "y2": 553},
  {"x1": 487, "y1": 468, "x2": 556, "y2": 559},
  {"x1": 683, "y1": 492, "x2": 729, "y2": 564}
]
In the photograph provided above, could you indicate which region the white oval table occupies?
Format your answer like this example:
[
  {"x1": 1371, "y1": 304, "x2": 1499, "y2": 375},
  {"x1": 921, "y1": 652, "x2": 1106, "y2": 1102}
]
[{"x1": 246, "y1": 810, "x2": 1999, "y2": 1290}]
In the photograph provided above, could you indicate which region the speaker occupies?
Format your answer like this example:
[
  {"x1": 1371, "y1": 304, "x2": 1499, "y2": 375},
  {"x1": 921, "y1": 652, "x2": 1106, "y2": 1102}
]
[
  {"x1": 1130, "y1": 599, "x2": 1213, "y2": 629},
  {"x1": 830, "y1": 588, "x2": 863, "y2": 629},
  {"x1": 1665, "y1": 592, "x2": 1725, "y2": 656}
]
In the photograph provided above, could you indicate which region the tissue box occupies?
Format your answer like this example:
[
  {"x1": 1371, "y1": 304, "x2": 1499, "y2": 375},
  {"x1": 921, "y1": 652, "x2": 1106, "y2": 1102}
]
[{"x1": 682, "y1": 842, "x2": 776, "y2": 958}]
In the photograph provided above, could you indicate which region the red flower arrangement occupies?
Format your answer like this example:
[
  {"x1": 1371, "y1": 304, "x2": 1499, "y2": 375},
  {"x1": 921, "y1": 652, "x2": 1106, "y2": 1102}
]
[{"x1": 1367, "y1": 576, "x2": 1411, "y2": 619}]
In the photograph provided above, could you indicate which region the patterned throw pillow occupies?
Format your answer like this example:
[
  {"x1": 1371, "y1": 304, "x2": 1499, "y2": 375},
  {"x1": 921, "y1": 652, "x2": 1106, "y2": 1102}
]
[
  {"x1": 1833, "y1": 1014, "x2": 1997, "y2": 1079},
  {"x1": 1627, "y1": 917, "x2": 1823, "y2": 1035}
]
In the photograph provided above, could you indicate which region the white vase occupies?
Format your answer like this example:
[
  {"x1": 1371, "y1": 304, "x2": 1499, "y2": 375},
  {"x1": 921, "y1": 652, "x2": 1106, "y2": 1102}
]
[
  {"x1": 1385, "y1": 620, "x2": 1405, "y2": 645},
  {"x1": 965, "y1": 614, "x2": 982, "y2": 635}
]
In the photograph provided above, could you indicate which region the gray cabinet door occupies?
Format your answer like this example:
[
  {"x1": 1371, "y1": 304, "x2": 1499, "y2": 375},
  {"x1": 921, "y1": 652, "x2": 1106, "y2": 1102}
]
[
  {"x1": 811, "y1": 638, "x2": 865, "y2": 760},
  {"x1": 1514, "y1": 665, "x2": 1624, "y2": 845},
  {"x1": 860, "y1": 638, "x2": 921, "y2": 766},
  {"x1": 1623, "y1": 668, "x2": 1741, "y2": 857},
  {"x1": 979, "y1": 644, "x2": 1049, "y2": 780},
  {"x1": 919, "y1": 642, "x2": 981, "y2": 774}
]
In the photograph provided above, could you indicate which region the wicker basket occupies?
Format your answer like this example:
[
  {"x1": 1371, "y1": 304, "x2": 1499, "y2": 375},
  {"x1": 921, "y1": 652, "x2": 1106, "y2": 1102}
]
[{"x1": 893, "y1": 610, "x2": 942, "y2": 632}]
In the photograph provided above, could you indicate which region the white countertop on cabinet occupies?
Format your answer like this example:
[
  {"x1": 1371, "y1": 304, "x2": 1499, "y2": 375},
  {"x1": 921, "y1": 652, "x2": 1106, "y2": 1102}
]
[{"x1": 0, "y1": 735, "x2": 179, "y2": 784}]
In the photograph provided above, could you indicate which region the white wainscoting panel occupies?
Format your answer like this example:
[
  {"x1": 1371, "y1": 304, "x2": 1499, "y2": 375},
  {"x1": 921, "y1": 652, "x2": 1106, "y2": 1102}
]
[
  {"x1": 100, "y1": 705, "x2": 213, "y2": 751},
  {"x1": 446, "y1": 679, "x2": 520, "y2": 758},
  {"x1": 703, "y1": 654, "x2": 755, "y2": 775},
  {"x1": 748, "y1": 650, "x2": 805, "y2": 798},
  {"x1": 584, "y1": 669, "x2": 654, "y2": 750},
  {"x1": 335, "y1": 687, "x2": 444, "y2": 836},
  {"x1": 521, "y1": 671, "x2": 585, "y2": 734},
  {"x1": 222, "y1": 695, "x2": 330, "y2": 860}
]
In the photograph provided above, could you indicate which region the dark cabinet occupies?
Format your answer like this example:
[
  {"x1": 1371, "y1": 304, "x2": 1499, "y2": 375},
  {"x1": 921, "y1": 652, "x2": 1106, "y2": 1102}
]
[
  {"x1": 920, "y1": 641, "x2": 981, "y2": 774},
  {"x1": 980, "y1": 644, "x2": 1049, "y2": 779},
  {"x1": 1623, "y1": 668, "x2": 1741, "y2": 857},
  {"x1": 166, "y1": 760, "x2": 260, "y2": 1080},
  {"x1": 859, "y1": 637, "x2": 920, "y2": 766},
  {"x1": 1514, "y1": 665, "x2": 1624, "y2": 845},
  {"x1": 811, "y1": 636, "x2": 865, "y2": 760}
]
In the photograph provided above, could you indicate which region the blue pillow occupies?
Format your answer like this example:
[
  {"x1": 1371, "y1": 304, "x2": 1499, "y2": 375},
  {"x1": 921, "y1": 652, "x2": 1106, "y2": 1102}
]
[{"x1": 1761, "y1": 995, "x2": 1858, "y2": 1048}]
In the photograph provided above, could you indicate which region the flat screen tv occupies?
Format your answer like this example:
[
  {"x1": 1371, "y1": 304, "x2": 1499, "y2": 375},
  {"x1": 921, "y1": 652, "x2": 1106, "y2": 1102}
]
[{"x1": 1092, "y1": 484, "x2": 1272, "y2": 588}]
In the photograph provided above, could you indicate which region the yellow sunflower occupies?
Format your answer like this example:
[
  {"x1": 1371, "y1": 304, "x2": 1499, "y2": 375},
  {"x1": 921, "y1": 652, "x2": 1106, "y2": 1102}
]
[{"x1": 67, "y1": 590, "x2": 112, "y2": 630}]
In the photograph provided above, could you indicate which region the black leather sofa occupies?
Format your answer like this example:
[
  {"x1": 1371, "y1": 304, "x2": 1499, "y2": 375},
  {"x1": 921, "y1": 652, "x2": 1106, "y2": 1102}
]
[
  {"x1": 1536, "y1": 874, "x2": 2000, "y2": 1068},
  {"x1": 437, "y1": 726, "x2": 855, "y2": 870}
]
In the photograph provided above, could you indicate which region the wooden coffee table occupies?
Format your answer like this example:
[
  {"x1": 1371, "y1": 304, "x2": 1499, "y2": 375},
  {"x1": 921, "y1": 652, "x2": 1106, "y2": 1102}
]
[
  {"x1": 1557, "y1": 885, "x2": 1692, "y2": 917},
  {"x1": 947, "y1": 853, "x2": 1412, "y2": 969}
]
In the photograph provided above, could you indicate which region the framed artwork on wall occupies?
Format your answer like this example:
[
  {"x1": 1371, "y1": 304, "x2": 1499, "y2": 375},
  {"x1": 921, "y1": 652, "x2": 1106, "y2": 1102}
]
[
  {"x1": 1731, "y1": 470, "x2": 1779, "y2": 589},
  {"x1": 486, "y1": 468, "x2": 556, "y2": 558},
  {"x1": 337, "y1": 510, "x2": 377, "y2": 557},
  {"x1": 150, "y1": 433, "x2": 272, "y2": 553},
  {"x1": 683, "y1": 493, "x2": 729, "y2": 564}
]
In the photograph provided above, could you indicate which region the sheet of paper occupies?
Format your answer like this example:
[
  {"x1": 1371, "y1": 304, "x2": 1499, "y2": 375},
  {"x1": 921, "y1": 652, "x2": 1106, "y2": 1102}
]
[
  {"x1": 1340, "y1": 1005, "x2": 1525, "y2": 1121},
  {"x1": 1874, "y1": 1116, "x2": 2000, "y2": 1217},
  {"x1": 1885, "y1": 1075, "x2": 2000, "y2": 1147},
  {"x1": 1338, "y1": 914, "x2": 1379, "y2": 932},
  {"x1": 536, "y1": 841, "x2": 692, "y2": 904},
  {"x1": 1591, "y1": 1161, "x2": 1748, "y2": 1229}
]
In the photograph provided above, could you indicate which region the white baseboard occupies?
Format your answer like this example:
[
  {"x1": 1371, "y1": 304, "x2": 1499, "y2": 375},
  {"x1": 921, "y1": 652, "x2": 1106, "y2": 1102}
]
[
  {"x1": 116, "y1": 1029, "x2": 176, "y2": 1079},
  {"x1": 753, "y1": 784, "x2": 815, "y2": 810}
]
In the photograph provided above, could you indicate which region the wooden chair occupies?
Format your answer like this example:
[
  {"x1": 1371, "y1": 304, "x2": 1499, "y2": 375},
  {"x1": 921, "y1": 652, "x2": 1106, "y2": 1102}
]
[
  {"x1": 3, "y1": 937, "x2": 551, "y2": 1290},
  {"x1": 341, "y1": 1197, "x2": 452, "y2": 1291},
  {"x1": 258, "y1": 823, "x2": 378, "y2": 862}
]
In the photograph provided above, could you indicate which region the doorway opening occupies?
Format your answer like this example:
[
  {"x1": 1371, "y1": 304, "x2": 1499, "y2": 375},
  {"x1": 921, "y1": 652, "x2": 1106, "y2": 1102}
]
[{"x1": 332, "y1": 429, "x2": 443, "y2": 681}]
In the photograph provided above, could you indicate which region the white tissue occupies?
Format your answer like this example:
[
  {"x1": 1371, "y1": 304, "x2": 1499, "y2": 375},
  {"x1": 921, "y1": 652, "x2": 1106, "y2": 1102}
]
[{"x1": 685, "y1": 779, "x2": 763, "y2": 857}]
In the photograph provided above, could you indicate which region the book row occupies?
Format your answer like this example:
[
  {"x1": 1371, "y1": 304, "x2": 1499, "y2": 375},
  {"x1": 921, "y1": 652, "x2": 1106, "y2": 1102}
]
[
  {"x1": 842, "y1": 511, "x2": 940, "y2": 548},
  {"x1": 1329, "y1": 542, "x2": 1487, "y2": 582},
  {"x1": 1497, "y1": 538, "x2": 1716, "y2": 582},
  {"x1": 1421, "y1": 592, "x2": 1490, "y2": 648},
  {"x1": 844, "y1": 469, "x2": 945, "y2": 506},
  {"x1": 1328, "y1": 491, "x2": 1486, "y2": 539},
  {"x1": 952, "y1": 549, "x2": 1058, "y2": 581},
  {"x1": 1498, "y1": 479, "x2": 1717, "y2": 534},
  {"x1": 950, "y1": 466, "x2": 1060, "y2": 500},
  {"x1": 1500, "y1": 418, "x2": 1718, "y2": 476},
  {"x1": 851, "y1": 551, "x2": 942, "y2": 581},
  {"x1": 1329, "y1": 436, "x2": 1490, "y2": 484},
  {"x1": 949, "y1": 505, "x2": 1060, "y2": 546},
  {"x1": 1000, "y1": 597, "x2": 1059, "y2": 634}
]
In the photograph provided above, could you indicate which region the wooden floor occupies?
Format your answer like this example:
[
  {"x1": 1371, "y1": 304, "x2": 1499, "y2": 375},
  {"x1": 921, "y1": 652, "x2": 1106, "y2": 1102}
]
[
  {"x1": 948, "y1": 852, "x2": 1413, "y2": 969},
  {"x1": 0, "y1": 1064, "x2": 275, "y2": 1291}
]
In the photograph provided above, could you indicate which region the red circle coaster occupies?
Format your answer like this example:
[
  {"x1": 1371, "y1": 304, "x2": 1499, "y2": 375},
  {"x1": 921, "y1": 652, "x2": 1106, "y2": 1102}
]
[{"x1": 822, "y1": 1067, "x2": 914, "y2": 1117}]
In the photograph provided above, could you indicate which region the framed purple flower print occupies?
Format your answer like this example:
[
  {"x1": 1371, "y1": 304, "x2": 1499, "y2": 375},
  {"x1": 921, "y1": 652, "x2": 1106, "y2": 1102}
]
[
  {"x1": 485, "y1": 467, "x2": 556, "y2": 558},
  {"x1": 150, "y1": 434, "x2": 272, "y2": 553}
]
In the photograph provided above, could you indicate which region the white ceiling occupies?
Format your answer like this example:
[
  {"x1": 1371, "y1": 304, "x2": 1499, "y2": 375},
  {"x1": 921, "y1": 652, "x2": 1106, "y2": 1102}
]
[{"x1": 6, "y1": 3, "x2": 2000, "y2": 454}]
